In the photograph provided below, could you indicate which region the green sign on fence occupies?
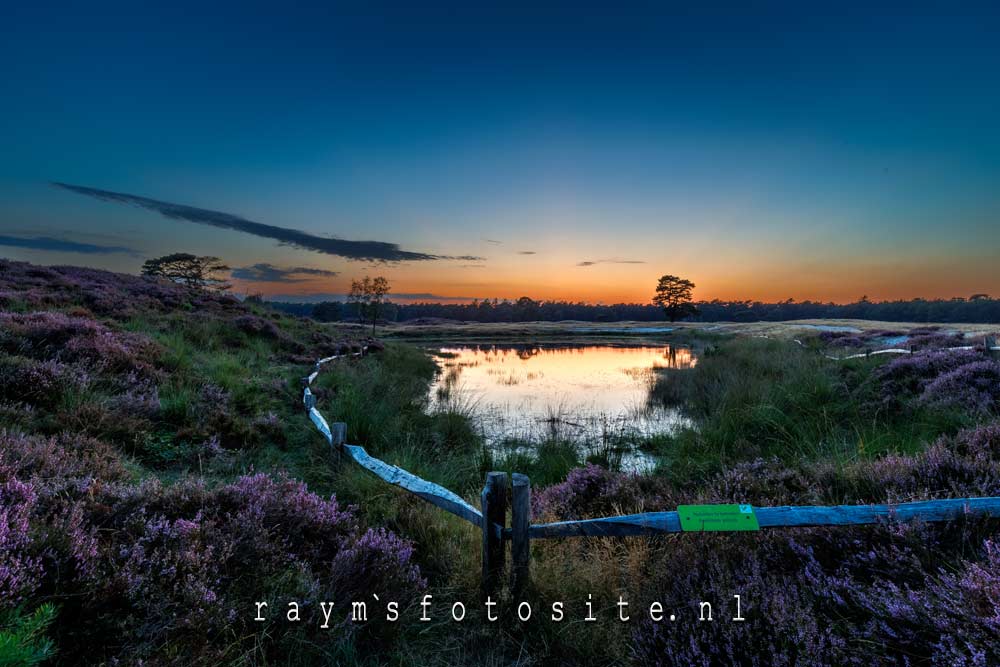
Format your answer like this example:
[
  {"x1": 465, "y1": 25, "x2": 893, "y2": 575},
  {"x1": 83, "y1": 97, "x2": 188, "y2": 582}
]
[{"x1": 678, "y1": 504, "x2": 760, "y2": 532}]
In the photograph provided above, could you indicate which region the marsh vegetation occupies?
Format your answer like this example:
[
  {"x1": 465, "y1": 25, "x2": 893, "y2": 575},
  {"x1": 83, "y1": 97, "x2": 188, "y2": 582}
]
[{"x1": 3, "y1": 259, "x2": 1000, "y2": 665}]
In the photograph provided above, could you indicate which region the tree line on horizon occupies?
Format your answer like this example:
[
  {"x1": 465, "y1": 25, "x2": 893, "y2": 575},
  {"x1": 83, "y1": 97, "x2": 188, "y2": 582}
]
[
  {"x1": 268, "y1": 293, "x2": 1000, "y2": 325},
  {"x1": 132, "y1": 253, "x2": 998, "y2": 325}
]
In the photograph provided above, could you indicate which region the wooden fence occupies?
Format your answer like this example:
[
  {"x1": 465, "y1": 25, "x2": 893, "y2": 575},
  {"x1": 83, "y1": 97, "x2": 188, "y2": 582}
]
[
  {"x1": 793, "y1": 334, "x2": 998, "y2": 360},
  {"x1": 303, "y1": 342, "x2": 1000, "y2": 597}
]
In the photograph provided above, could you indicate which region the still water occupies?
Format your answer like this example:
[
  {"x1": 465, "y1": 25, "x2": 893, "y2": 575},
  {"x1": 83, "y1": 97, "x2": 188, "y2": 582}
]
[{"x1": 428, "y1": 343, "x2": 696, "y2": 471}]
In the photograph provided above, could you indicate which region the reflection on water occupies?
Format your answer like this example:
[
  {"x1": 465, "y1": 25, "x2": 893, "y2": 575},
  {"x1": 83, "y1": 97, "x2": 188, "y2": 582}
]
[{"x1": 429, "y1": 343, "x2": 696, "y2": 472}]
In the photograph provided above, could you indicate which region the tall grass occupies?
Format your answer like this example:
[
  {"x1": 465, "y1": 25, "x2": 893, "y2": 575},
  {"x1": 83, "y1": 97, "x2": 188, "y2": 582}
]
[{"x1": 651, "y1": 337, "x2": 977, "y2": 482}]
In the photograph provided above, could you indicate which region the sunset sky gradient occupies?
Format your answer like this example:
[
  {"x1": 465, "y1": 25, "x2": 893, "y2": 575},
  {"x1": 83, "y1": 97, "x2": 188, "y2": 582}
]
[{"x1": 1, "y1": 3, "x2": 998, "y2": 304}]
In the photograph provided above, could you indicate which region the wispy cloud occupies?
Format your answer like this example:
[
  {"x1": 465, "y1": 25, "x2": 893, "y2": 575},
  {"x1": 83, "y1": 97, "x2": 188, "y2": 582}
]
[
  {"x1": 576, "y1": 258, "x2": 646, "y2": 267},
  {"x1": 483, "y1": 238, "x2": 503, "y2": 245},
  {"x1": 0, "y1": 234, "x2": 137, "y2": 255},
  {"x1": 231, "y1": 263, "x2": 339, "y2": 283},
  {"x1": 52, "y1": 183, "x2": 483, "y2": 263},
  {"x1": 517, "y1": 251, "x2": 537, "y2": 255}
]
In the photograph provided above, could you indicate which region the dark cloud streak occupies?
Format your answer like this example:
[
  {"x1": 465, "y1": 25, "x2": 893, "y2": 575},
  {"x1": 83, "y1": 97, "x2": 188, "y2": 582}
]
[
  {"x1": 0, "y1": 234, "x2": 136, "y2": 255},
  {"x1": 52, "y1": 182, "x2": 482, "y2": 263},
  {"x1": 231, "y1": 263, "x2": 339, "y2": 283},
  {"x1": 576, "y1": 258, "x2": 646, "y2": 266}
]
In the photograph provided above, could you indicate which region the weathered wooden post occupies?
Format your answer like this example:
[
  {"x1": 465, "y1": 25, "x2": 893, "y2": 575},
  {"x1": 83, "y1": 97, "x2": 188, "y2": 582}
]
[
  {"x1": 331, "y1": 422, "x2": 347, "y2": 463},
  {"x1": 986, "y1": 335, "x2": 997, "y2": 357},
  {"x1": 511, "y1": 473, "x2": 531, "y2": 597},
  {"x1": 481, "y1": 472, "x2": 508, "y2": 598}
]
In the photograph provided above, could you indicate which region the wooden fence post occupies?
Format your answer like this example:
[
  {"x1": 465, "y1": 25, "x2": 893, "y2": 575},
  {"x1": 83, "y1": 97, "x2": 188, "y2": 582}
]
[
  {"x1": 330, "y1": 422, "x2": 347, "y2": 463},
  {"x1": 481, "y1": 471, "x2": 507, "y2": 599},
  {"x1": 511, "y1": 473, "x2": 531, "y2": 597},
  {"x1": 986, "y1": 335, "x2": 997, "y2": 357}
]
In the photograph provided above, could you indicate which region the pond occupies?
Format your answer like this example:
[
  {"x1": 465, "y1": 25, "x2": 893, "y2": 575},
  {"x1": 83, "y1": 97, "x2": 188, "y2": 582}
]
[{"x1": 428, "y1": 343, "x2": 696, "y2": 471}]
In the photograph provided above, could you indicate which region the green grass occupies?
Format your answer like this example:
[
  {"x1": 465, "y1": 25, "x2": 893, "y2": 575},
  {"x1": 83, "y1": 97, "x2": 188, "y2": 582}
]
[
  {"x1": 489, "y1": 438, "x2": 582, "y2": 487},
  {"x1": 650, "y1": 337, "x2": 974, "y2": 483}
]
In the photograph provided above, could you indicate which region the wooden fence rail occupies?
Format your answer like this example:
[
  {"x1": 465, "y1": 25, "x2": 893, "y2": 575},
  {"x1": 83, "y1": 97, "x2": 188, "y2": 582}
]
[
  {"x1": 529, "y1": 497, "x2": 1000, "y2": 538},
  {"x1": 792, "y1": 334, "x2": 998, "y2": 360},
  {"x1": 302, "y1": 347, "x2": 501, "y2": 539},
  {"x1": 302, "y1": 343, "x2": 1000, "y2": 597}
]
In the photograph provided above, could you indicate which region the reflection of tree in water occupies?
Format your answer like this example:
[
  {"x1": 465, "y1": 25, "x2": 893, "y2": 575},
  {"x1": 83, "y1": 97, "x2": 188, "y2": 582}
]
[{"x1": 657, "y1": 345, "x2": 696, "y2": 370}]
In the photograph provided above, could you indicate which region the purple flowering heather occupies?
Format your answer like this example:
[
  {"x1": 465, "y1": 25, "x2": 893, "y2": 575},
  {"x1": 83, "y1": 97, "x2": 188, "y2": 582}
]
[
  {"x1": 950, "y1": 422, "x2": 1000, "y2": 462},
  {"x1": 0, "y1": 310, "x2": 161, "y2": 376},
  {"x1": 532, "y1": 463, "x2": 647, "y2": 520},
  {"x1": 869, "y1": 348, "x2": 988, "y2": 413},
  {"x1": 918, "y1": 359, "x2": 1000, "y2": 416},
  {"x1": 0, "y1": 468, "x2": 42, "y2": 604},
  {"x1": 0, "y1": 357, "x2": 90, "y2": 407},
  {"x1": 330, "y1": 527, "x2": 427, "y2": 596},
  {"x1": 0, "y1": 259, "x2": 243, "y2": 318},
  {"x1": 117, "y1": 512, "x2": 231, "y2": 629},
  {"x1": 0, "y1": 431, "x2": 128, "y2": 486},
  {"x1": 91, "y1": 473, "x2": 425, "y2": 660}
]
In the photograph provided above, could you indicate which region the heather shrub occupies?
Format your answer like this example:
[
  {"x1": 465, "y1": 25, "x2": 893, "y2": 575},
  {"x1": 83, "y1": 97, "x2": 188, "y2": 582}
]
[
  {"x1": 0, "y1": 311, "x2": 160, "y2": 376},
  {"x1": 0, "y1": 471, "x2": 42, "y2": 604},
  {"x1": 949, "y1": 422, "x2": 1000, "y2": 462},
  {"x1": 0, "y1": 431, "x2": 128, "y2": 485},
  {"x1": 0, "y1": 400, "x2": 34, "y2": 426},
  {"x1": 0, "y1": 357, "x2": 90, "y2": 408},
  {"x1": 83, "y1": 474, "x2": 425, "y2": 663},
  {"x1": 631, "y1": 534, "x2": 853, "y2": 666},
  {"x1": 866, "y1": 348, "x2": 988, "y2": 414},
  {"x1": 817, "y1": 328, "x2": 907, "y2": 351},
  {"x1": 232, "y1": 313, "x2": 283, "y2": 340},
  {"x1": 852, "y1": 442, "x2": 1000, "y2": 499},
  {"x1": 532, "y1": 464, "x2": 652, "y2": 520},
  {"x1": 907, "y1": 329, "x2": 965, "y2": 350},
  {"x1": 711, "y1": 457, "x2": 820, "y2": 505},
  {"x1": 0, "y1": 464, "x2": 425, "y2": 664},
  {"x1": 919, "y1": 359, "x2": 1000, "y2": 416},
  {"x1": 0, "y1": 260, "x2": 241, "y2": 318},
  {"x1": 630, "y1": 523, "x2": 1000, "y2": 666}
]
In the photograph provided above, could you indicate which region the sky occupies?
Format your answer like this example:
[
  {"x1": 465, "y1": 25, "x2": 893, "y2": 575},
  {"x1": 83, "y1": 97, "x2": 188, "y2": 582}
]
[{"x1": 1, "y1": 2, "x2": 998, "y2": 304}]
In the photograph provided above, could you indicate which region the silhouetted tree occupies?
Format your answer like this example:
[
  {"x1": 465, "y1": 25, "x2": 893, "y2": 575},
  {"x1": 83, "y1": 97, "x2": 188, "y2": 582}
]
[
  {"x1": 515, "y1": 296, "x2": 540, "y2": 321},
  {"x1": 141, "y1": 253, "x2": 230, "y2": 290},
  {"x1": 349, "y1": 275, "x2": 390, "y2": 335},
  {"x1": 653, "y1": 274, "x2": 699, "y2": 322}
]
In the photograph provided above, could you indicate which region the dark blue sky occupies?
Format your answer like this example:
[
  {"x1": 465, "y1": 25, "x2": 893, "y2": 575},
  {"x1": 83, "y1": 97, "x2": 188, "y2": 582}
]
[{"x1": 2, "y1": 2, "x2": 998, "y2": 302}]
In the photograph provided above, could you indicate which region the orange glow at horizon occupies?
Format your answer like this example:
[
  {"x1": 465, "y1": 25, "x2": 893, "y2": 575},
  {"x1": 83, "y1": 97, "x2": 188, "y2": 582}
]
[{"x1": 233, "y1": 257, "x2": 999, "y2": 305}]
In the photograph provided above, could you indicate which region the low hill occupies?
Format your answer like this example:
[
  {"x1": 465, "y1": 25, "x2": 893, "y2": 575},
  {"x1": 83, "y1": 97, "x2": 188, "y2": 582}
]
[{"x1": 0, "y1": 259, "x2": 431, "y2": 664}]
